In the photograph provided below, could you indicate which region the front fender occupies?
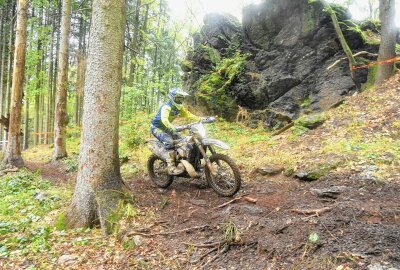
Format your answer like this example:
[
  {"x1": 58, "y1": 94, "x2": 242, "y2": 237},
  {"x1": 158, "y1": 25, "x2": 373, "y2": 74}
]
[{"x1": 202, "y1": 138, "x2": 230, "y2": 150}]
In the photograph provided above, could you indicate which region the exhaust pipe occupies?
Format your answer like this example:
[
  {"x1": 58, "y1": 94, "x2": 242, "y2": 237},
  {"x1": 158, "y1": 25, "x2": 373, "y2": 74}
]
[{"x1": 180, "y1": 160, "x2": 201, "y2": 178}]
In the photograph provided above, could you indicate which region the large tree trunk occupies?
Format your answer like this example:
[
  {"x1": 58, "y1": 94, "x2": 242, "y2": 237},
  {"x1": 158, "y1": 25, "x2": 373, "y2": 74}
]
[
  {"x1": 53, "y1": 0, "x2": 71, "y2": 160},
  {"x1": 66, "y1": 0, "x2": 127, "y2": 234},
  {"x1": 3, "y1": 0, "x2": 27, "y2": 168},
  {"x1": 375, "y1": 0, "x2": 396, "y2": 85}
]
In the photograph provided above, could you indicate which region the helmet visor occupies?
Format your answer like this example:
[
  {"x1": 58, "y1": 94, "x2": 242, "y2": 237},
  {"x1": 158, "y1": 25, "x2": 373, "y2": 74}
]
[{"x1": 175, "y1": 96, "x2": 184, "y2": 104}]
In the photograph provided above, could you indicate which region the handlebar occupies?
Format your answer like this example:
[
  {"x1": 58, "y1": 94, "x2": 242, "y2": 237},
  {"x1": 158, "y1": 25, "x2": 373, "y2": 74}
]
[{"x1": 175, "y1": 117, "x2": 216, "y2": 132}]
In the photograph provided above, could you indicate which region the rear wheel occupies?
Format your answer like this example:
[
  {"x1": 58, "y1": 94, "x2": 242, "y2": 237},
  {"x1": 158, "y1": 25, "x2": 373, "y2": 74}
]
[
  {"x1": 148, "y1": 154, "x2": 174, "y2": 188},
  {"x1": 205, "y1": 154, "x2": 241, "y2": 197}
]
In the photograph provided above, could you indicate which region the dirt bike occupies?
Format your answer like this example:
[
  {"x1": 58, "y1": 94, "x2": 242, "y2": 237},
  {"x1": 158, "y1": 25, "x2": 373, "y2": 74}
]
[{"x1": 147, "y1": 117, "x2": 241, "y2": 197}]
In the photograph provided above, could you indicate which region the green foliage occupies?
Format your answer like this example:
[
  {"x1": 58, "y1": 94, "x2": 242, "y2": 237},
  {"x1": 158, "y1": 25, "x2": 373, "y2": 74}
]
[
  {"x1": 300, "y1": 97, "x2": 312, "y2": 109},
  {"x1": 199, "y1": 45, "x2": 221, "y2": 65},
  {"x1": 223, "y1": 221, "x2": 241, "y2": 243},
  {"x1": 197, "y1": 52, "x2": 249, "y2": 118},
  {"x1": 309, "y1": 232, "x2": 320, "y2": 243},
  {"x1": 120, "y1": 113, "x2": 153, "y2": 155},
  {"x1": 0, "y1": 171, "x2": 71, "y2": 256},
  {"x1": 54, "y1": 213, "x2": 67, "y2": 231},
  {"x1": 343, "y1": 22, "x2": 366, "y2": 43},
  {"x1": 63, "y1": 154, "x2": 79, "y2": 172}
]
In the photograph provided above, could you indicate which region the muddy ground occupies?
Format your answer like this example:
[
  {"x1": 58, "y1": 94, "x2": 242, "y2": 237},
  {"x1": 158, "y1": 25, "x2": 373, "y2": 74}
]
[
  {"x1": 26, "y1": 161, "x2": 400, "y2": 269},
  {"x1": 128, "y1": 173, "x2": 400, "y2": 269}
]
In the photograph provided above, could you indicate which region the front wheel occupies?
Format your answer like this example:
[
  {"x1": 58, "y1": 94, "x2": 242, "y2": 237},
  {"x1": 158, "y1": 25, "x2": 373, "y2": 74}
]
[
  {"x1": 205, "y1": 154, "x2": 241, "y2": 197},
  {"x1": 147, "y1": 154, "x2": 174, "y2": 188}
]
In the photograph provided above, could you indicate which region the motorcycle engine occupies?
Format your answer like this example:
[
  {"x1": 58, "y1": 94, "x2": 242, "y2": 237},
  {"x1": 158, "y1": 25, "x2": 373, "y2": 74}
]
[{"x1": 177, "y1": 144, "x2": 190, "y2": 159}]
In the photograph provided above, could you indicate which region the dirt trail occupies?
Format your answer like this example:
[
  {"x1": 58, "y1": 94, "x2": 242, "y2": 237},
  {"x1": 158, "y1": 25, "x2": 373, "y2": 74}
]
[
  {"x1": 27, "y1": 160, "x2": 400, "y2": 269},
  {"x1": 126, "y1": 172, "x2": 400, "y2": 269}
]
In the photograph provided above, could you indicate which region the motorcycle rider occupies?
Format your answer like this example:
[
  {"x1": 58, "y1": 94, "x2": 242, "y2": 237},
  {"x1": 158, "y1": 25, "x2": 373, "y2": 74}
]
[{"x1": 151, "y1": 88, "x2": 200, "y2": 175}]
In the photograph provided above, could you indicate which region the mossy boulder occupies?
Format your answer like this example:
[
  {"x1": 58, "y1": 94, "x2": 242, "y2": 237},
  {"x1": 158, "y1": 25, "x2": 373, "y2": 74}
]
[
  {"x1": 360, "y1": 20, "x2": 381, "y2": 33},
  {"x1": 295, "y1": 163, "x2": 337, "y2": 181},
  {"x1": 295, "y1": 113, "x2": 327, "y2": 129}
]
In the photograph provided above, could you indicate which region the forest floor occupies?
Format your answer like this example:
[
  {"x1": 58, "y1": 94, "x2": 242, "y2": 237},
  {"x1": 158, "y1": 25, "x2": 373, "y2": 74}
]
[{"x1": 1, "y1": 74, "x2": 400, "y2": 270}]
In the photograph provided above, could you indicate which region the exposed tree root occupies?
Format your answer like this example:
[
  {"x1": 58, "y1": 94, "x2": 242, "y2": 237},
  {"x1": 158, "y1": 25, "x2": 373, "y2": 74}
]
[
  {"x1": 291, "y1": 207, "x2": 332, "y2": 216},
  {"x1": 127, "y1": 224, "x2": 212, "y2": 238},
  {"x1": 214, "y1": 194, "x2": 255, "y2": 209}
]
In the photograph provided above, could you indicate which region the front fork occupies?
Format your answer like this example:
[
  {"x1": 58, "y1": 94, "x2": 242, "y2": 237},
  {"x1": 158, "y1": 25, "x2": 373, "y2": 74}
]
[{"x1": 194, "y1": 139, "x2": 217, "y2": 176}]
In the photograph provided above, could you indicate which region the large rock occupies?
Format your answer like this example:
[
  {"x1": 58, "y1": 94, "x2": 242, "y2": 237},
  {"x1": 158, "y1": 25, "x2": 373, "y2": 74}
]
[{"x1": 183, "y1": 0, "x2": 369, "y2": 126}]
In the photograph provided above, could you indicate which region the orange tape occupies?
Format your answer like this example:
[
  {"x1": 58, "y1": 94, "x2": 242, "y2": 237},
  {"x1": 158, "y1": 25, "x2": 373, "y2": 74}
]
[{"x1": 352, "y1": 57, "x2": 400, "y2": 70}]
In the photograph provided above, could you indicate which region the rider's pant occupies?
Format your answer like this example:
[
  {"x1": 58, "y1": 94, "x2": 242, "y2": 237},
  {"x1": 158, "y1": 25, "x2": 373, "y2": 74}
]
[{"x1": 151, "y1": 125, "x2": 174, "y2": 149}]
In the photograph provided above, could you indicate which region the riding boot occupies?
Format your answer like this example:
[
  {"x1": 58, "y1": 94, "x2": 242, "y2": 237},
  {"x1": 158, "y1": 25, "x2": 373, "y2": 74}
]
[{"x1": 166, "y1": 151, "x2": 185, "y2": 175}]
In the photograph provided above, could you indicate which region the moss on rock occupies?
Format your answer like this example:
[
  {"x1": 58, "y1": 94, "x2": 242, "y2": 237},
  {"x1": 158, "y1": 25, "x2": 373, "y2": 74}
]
[
  {"x1": 197, "y1": 52, "x2": 249, "y2": 118},
  {"x1": 295, "y1": 113, "x2": 327, "y2": 129}
]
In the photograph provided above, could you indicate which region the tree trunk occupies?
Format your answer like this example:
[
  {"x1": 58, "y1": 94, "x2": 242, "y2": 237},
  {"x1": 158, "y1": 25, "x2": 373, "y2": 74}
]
[
  {"x1": 3, "y1": 0, "x2": 27, "y2": 168},
  {"x1": 75, "y1": 52, "x2": 86, "y2": 126},
  {"x1": 375, "y1": 0, "x2": 396, "y2": 85},
  {"x1": 53, "y1": 0, "x2": 71, "y2": 160},
  {"x1": 0, "y1": 4, "x2": 9, "y2": 147},
  {"x1": 45, "y1": 10, "x2": 55, "y2": 145},
  {"x1": 4, "y1": 3, "x2": 15, "y2": 144},
  {"x1": 66, "y1": 0, "x2": 127, "y2": 234},
  {"x1": 34, "y1": 94, "x2": 39, "y2": 144},
  {"x1": 329, "y1": 5, "x2": 357, "y2": 85},
  {"x1": 50, "y1": 8, "x2": 61, "y2": 145},
  {"x1": 23, "y1": 97, "x2": 29, "y2": 150}
]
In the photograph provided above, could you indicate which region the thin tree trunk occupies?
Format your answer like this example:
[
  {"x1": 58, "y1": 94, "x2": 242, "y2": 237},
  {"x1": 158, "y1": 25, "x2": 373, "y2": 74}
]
[
  {"x1": 53, "y1": 0, "x2": 71, "y2": 160},
  {"x1": 322, "y1": 1, "x2": 358, "y2": 87},
  {"x1": 23, "y1": 97, "x2": 29, "y2": 150},
  {"x1": 4, "y1": 3, "x2": 15, "y2": 144},
  {"x1": 33, "y1": 93, "x2": 39, "y2": 143},
  {"x1": 50, "y1": 2, "x2": 62, "y2": 145},
  {"x1": 375, "y1": 0, "x2": 396, "y2": 85},
  {"x1": 45, "y1": 10, "x2": 56, "y2": 145},
  {"x1": 0, "y1": 5, "x2": 9, "y2": 147},
  {"x1": 66, "y1": 0, "x2": 127, "y2": 234},
  {"x1": 3, "y1": 0, "x2": 27, "y2": 167}
]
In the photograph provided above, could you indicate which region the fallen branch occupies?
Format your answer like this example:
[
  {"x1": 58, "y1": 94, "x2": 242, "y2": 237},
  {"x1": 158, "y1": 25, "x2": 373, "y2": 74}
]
[
  {"x1": 320, "y1": 221, "x2": 339, "y2": 242},
  {"x1": 201, "y1": 243, "x2": 230, "y2": 269},
  {"x1": 272, "y1": 122, "x2": 294, "y2": 136},
  {"x1": 292, "y1": 207, "x2": 332, "y2": 216},
  {"x1": 327, "y1": 51, "x2": 379, "y2": 71},
  {"x1": 190, "y1": 246, "x2": 219, "y2": 264},
  {"x1": 184, "y1": 241, "x2": 225, "y2": 248},
  {"x1": 127, "y1": 224, "x2": 211, "y2": 238},
  {"x1": 214, "y1": 194, "x2": 250, "y2": 209},
  {"x1": 243, "y1": 197, "x2": 257, "y2": 204}
]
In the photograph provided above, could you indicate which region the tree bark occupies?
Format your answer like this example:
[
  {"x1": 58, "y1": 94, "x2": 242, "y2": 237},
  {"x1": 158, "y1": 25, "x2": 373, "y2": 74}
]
[
  {"x1": 3, "y1": 0, "x2": 27, "y2": 168},
  {"x1": 66, "y1": 0, "x2": 127, "y2": 234},
  {"x1": 23, "y1": 97, "x2": 29, "y2": 150},
  {"x1": 375, "y1": 0, "x2": 396, "y2": 85},
  {"x1": 53, "y1": 0, "x2": 71, "y2": 160},
  {"x1": 0, "y1": 3, "x2": 9, "y2": 148},
  {"x1": 45, "y1": 9, "x2": 56, "y2": 145},
  {"x1": 4, "y1": 3, "x2": 15, "y2": 144}
]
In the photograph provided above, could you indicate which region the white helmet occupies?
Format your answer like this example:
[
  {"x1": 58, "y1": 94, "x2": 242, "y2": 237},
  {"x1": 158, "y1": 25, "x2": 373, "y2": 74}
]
[{"x1": 168, "y1": 88, "x2": 190, "y2": 106}]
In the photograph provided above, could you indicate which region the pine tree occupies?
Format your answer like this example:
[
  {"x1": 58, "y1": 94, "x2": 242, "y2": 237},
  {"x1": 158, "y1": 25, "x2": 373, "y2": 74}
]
[{"x1": 66, "y1": 0, "x2": 127, "y2": 234}]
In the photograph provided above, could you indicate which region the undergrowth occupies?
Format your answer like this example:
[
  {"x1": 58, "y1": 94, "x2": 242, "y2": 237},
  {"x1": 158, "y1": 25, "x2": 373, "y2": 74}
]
[{"x1": 0, "y1": 171, "x2": 71, "y2": 258}]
